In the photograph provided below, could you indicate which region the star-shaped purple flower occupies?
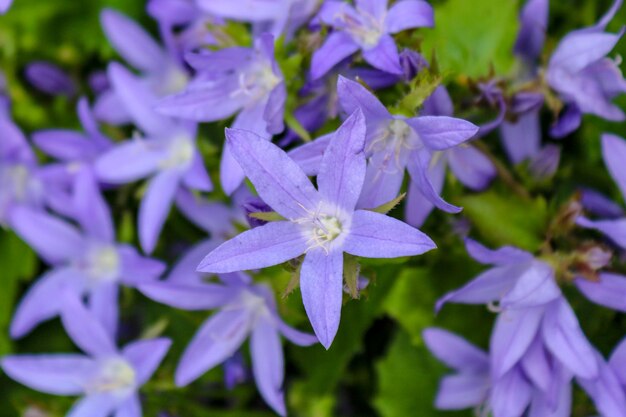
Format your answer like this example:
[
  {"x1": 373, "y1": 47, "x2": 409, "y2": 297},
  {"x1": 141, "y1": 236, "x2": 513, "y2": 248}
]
[
  {"x1": 9, "y1": 184, "x2": 164, "y2": 338},
  {"x1": 311, "y1": 0, "x2": 434, "y2": 79},
  {"x1": 2, "y1": 295, "x2": 171, "y2": 417},
  {"x1": 197, "y1": 109, "x2": 435, "y2": 348},
  {"x1": 95, "y1": 63, "x2": 212, "y2": 254},
  {"x1": 140, "y1": 273, "x2": 317, "y2": 416}
]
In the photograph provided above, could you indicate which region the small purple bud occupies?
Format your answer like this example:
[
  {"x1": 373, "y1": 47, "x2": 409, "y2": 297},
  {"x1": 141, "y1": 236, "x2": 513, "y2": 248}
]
[
  {"x1": 529, "y1": 144, "x2": 561, "y2": 180},
  {"x1": 241, "y1": 196, "x2": 273, "y2": 228},
  {"x1": 24, "y1": 61, "x2": 76, "y2": 96},
  {"x1": 88, "y1": 70, "x2": 110, "y2": 94},
  {"x1": 224, "y1": 351, "x2": 247, "y2": 390},
  {"x1": 399, "y1": 49, "x2": 428, "y2": 81}
]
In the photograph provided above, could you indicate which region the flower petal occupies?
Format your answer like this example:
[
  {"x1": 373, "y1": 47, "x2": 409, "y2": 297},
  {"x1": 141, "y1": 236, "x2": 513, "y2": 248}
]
[
  {"x1": 139, "y1": 282, "x2": 236, "y2": 310},
  {"x1": 277, "y1": 319, "x2": 318, "y2": 346},
  {"x1": 250, "y1": 317, "x2": 286, "y2": 416},
  {"x1": 464, "y1": 239, "x2": 533, "y2": 265},
  {"x1": 407, "y1": 149, "x2": 462, "y2": 213},
  {"x1": 300, "y1": 248, "x2": 344, "y2": 349},
  {"x1": 198, "y1": 221, "x2": 308, "y2": 273},
  {"x1": 500, "y1": 261, "x2": 560, "y2": 309},
  {"x1": 549, "y1": 31, "x2": 622, "y2": 73},
  {"x1": 362, "y1": 34, "x2": 402, "y2": 75},
  {"x1": 1, "y1": 354, "x2": 95, "y2": 395},
  {"x1": 225, "y1": 128, "x2": 320, "y2": 219},
  {"x1": 448, "y1": 145, "x2": 496, "y2": 191},
  {"x1": 114, "y1": 394, "x2": 142, "y2": 417},
  {"x1": 118, "y1": 245, "x2": 166, "y2": 285},
  {"x1": 343, "y1": 209, "x2": 436, "y2": 258},
  {"x1": 337, "y1": 76, "x2": 391, "y2": 128},
  {"x1": 67, "y1": 394, "x2": 117, "y2": 417},
  {"x1": 576, "y1": 216, "x2": 626, "y2": 249},
  {"x1": 602, "y1": 133, "x2": 626, "y2": 201},
  {"x1": 73, "y1": 169, "x2": 115, "y2": 242},
  {"x1": 406, "y1": 116, "x2": 478, "y2": 151},
  {"x1": 385, "y1": 0, "x2": 434, "y2": 33},
  {"x1": 95, "y1": 139, "x2": 163, "y2": 184},
  {"x1": 435, "y1": 373, "x2": 490, "y2": 410},
  {"x1": 175, "y1": 308, "x2": 251, "y2": 386},
  {"x1": 122, "y1": 338, "x2": 171, "y2": 385},
  {"x1": 310, "y1": 32, "x2": 359, "y2": 80},
  {"x1": 576, "y1": 273, "x2": 626, "y2": 312},
  {"x1": 88, "y1": 282, "x2": 119, "y2": 339},
  {"x1": 287, "y1": 134, "x2": 332, "y2": 176},
  {"x1": 490, "y1": 367, "x2": 533, "y2": 417},
  {"x1": 423, "y1": 327, "x2": 489, "y2": 372},
  {"x1": 318, "y1": 109, "x2": 366, "y2": 212}
]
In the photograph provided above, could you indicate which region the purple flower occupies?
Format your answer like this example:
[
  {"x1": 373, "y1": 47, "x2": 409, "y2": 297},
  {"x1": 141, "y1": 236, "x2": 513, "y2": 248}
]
[
  {"x1": 196, "y1": 0, "x2": 319, "y2": 39},
  {"x1": 514, "y1": 0, "x2": 548, "y2": 62},
  {"x1": 8, "y1": 183, "x2": 165, "y2": 338},
  {"x1": 95, "y1": 8, "x2": 189, "y2": 125},
  {"x1": 577, "y1": 134, "x2": 626, "y2": 250},
  {"x1": 0, "y1": 119, "x2": 47, "y2": 225},
  {"x1": 139, "y1": 273, "x2": 317, "y2": 416},
  {"x1": 337, "y1": 76, "x2": 479, "y2": 212},
  {"x1": 197, "y1": 109, "x2": 435, "y2": 348},
  {"x1": 24, "y1": 61, "x2": 77, "y2": 97},
  {"x1": 311, "y1": 0, "x2": 434, "y2": 79},
  {"x1": 156, "y1": 33, "x2": 286, "y2": 194},
  {"x1": 31, "y1": 98, "x2": 114, "y2": 218},
  {"x1": 95, "y1": 63, "x2": 211, "y2": 254},
  {"x1": 2, "y1": 295, "x2": 170, "y2": 417},
  {"x1": 423, "y1": 328, "x2": 490, "y2": 410},
  {"x1": 0, "y1": 0, "x2": 12, "y2": 14},
  {"x1": 547, "y1": 0, "x2": 626, "y2": 138}
]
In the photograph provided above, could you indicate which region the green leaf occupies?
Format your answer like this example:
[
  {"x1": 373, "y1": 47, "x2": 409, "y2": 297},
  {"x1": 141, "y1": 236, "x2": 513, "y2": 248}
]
[
  {"x1": 382, "y1": 268, "x2": 436, "y2": 344},
  {"x1": 367, "y1": 193, "x2": 406, "y2": 215},
  {"x1": 374, "y1": 329, "x2": 444, "y2": 417},
  {"x1": 459, "y1": 191, "x2": 548, "y2": 251},
  {"x1": 392, "y1": 70, "x2": 442, "y2": 116},
  {"x1": 420, "y1": 0, "x2": 520, "y2": 77},
  {"x1": 248, "y1": 211, "x2": 286, "y2": 222}
]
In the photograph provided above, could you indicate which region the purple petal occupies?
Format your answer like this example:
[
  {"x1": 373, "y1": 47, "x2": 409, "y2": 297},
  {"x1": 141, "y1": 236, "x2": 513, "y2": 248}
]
[
  {"x1": 549, "y1": 104, "x2": 582, "y2": 138},
  {"x1": 10, "y1": 268, "x2": 85, "y2": 338},
  {"x1": 520, "y1": 335, "x2": 552, "y2": 392},
  {"x1": 500, "y1": 261, "x2": 560, "y2": 309},
  {"x1": 541, "y1": 298, "x2": 598, "y2": 379},
  {"x1": 264, "y1": 83, "x2": 287, "y2": 135},
  {"x1": 287, "y1": 134, "x2": 332, "y2": 176},
  {"x1": 576, "y1": 216, "x2": 626, "y2": 249},
  {"x1": 122, "y1": 338, "x2": 171, "y2": 385},
  {"x1": 197, "y1": 0, "x2": 285, "y2": 21},
  {"x1": 490, "y1": 306, "x2": 545, "y2": 379},
  {"x1": 514, "y1": 0, "x2": 549, "y2": 60},
  {"x1": 576, "y1": 273, "x2": 626, "y2": 312},
  {"x1": 310, "y1": 32, "x2": 359, "y2": 80},
  {"x1": 357, "y1": 152, "x2": 406, "y2": 209},
  {"x1": 139, "y1": 169, "x2": 182, "y2": 254},
  {"x1": 277, "y1": 319, "x2": 318, "y2": 346},
  {"x1": 198, "y1": 221, "x2": 308, "y2": 273},
  {"x1": 175, "y1": 308, "x2": 252, "y2": 386},
  {"x1": 602, "y1": 133, "x2": 626, "y2": 200},
  {"x1": 422, "y1": 327, "x2": 489, "y2": 372},
  {"x1": 250, "y1": 317, "x2": 286, "y2": 416},
  {"x1": 88, "y1": 282, "x2": 119, "y2": 339},
  {"x1": 447, "y1": 145, "x2": 496, "y2": 191},
  {"x1": 182, "y1": 151, "x2": 213, "y2": 192},
  {"x1": 490, "y1": 368, "x2": 533, "y2": 417},
  {"x1": 385, "y1": 0, "x2": 434, "y2": 33},
  {"x1": 609, "y1": 337, "x2": 626, "y2": 385},
  {"x1": 32, "y1": 130, "x2": 94, "y2": 161},
  {"x1": 93, "y1": 89, "x2": 131, "y2": 125},
  {"x1": 549, "y1": 31, "x2": 622, "y2": 73},
  {"x1": 73, "y1": 169, "x2": 115, "y2": 242},
  {"x1": 465, "y1": 239, "x2": 534, "y2": 265},
  {"x1": 362, "y1": 34, "x2": 403, "y2": 75},
  {"x1": 300, "y1": 248, "x2": 343, "y2": 349},
  {"x1": 337, "y1": 76, "x2": 391, "y2": 128},
  {"x1": 67, "y1": 395, "x2": 117, "y2": 417},
  {"x1": 9, "y1": 207, "x2": 84, "y2": 264},
  {"x1": 435, "y1": 264, "x2": 524, "y2": 312},
  {"x1": 406, "y1": 116, "x2": 478, "y2": 151},
  {"x1": 139, "y1": 282, "x2": 236, "y2": 310},
  {"x1": 118, "y1": 245, "x2": 166, "y2": 285},
  {"x1": 108, "y1": 63, "x2": 174, "y2": 136},
  {"x1": 1, "y1": 354, "x2": 95, "y2": 395},
  {"x1": 580, "y1": 188, "x2": 624, "y2": 218},
  {"x1": 25, "y1": 61, "x2": 76, "y2": 96},
  {"x1": 220, "y1": 140, "x2": 248, "y2": 196},
  {"x1": 404, "y1": 154, "x2": 445, "y2": 227},
  {"x1": 343, "y1": 209, "x2": 435, "y2": 258},
  {"x1": 95, "y1": 139, "x2": 163, "y2": 184},
  {"x1": 175, "y1": 190, "x2": 235, "y2": 236},
  {"x1": 167, "y1": 238, "x2": 222, "y2": 283},
  {"x1": 318, "y1": 109, "x2": 366, "y2": 212},
  {"x1": 435, "y1": 373, "x2": 490, "y2": 410},
  {"x1": 114, "y1": 394, "x2": 142, "y2": 417},
  {"x1": 500, "y1": 110, "x2": 541, "y2": 164},
  {"x1": 0, "y1": 0, "x2": 13, "y2": 13},
  {"x1": 225, "y1": 128, "x2": 320, "y2": 219},
  {"x1": 60, "y1": 294, "x2": 118, "y2": 357},
  {"x1": 578, "y1": 355, "x2": 626, "y2": 417},
  {"x1": 407, "y1": 148, "x2": 462, "y2": 213},
  {"x1": 101, "y1": 9, "x2": 167, "y2": 73}
]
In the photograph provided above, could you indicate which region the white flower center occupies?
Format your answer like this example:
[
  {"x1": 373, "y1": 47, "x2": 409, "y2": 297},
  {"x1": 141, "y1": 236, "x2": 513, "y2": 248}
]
[
  {"x1": 160, "y1": 136, "x2": 195, "y2": 170},
  {"x1": 232, "y1": 62, "x2": 281, "y2": 103},
  {"x1": 88, "y1": 357, "x2": 136, "y2": 395},
  {"x1": 339, "y1": 11, "x2": 383, "y2": 48},
  {"x1": 84, "y1": 245, "x2": 120, "y2": 284},
  {"x1": 295, "y1": 205, "x2": 347, "y2": 254},
  {"x1": 368, "y1": 119, "x2": 421, "y2": 171}
]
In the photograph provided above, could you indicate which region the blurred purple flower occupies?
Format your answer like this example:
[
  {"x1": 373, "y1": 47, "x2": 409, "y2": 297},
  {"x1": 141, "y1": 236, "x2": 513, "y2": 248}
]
[
  {"x1": 337, "y1": 76, "x2": 478, "y2": 212},
  {"x1": 9, "y1": 181, "x2": 165, "y2": 338},
  {"x1": 196, "y1": 0, "x2": 319, "y2": 39},
  {"x1": 24, "y1": 61, "x2": 77, "y2": 97},
  {"x1": 140, "y1": 273, "x2": 317, "y2": 416},
  {"x1": 0, "y1": 0, "x2": 13, "y2": 14},
  {"x1": 514, "y1": 0, "x2": 548, "y2": 62},
  {"x1": 197, "y1": 110, "x2": 435, "y2": 348},
  {"x1": 311, "y1": 0, "x2": 433, "y2": 79},
  {"x1": 95, "y1": 8, "x2": 190, "y2": 125},
  {"x1": 157, "y1": 33, "x2": 286, "y2": 194},
  {"x1": 547, "y1": 0, "x2": 626, "y2": 138},
  {"x1": 95, "y1": 63, "x2": 211, "y2": 254},
  {"x1": 2, "y1": 295, "x2": 170, "y2": 417}
]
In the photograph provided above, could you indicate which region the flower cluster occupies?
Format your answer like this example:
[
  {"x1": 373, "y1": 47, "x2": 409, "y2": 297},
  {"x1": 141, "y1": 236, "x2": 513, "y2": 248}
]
[{"x1": 2, "y1": 0, "x2": 626, "y2": 416}]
